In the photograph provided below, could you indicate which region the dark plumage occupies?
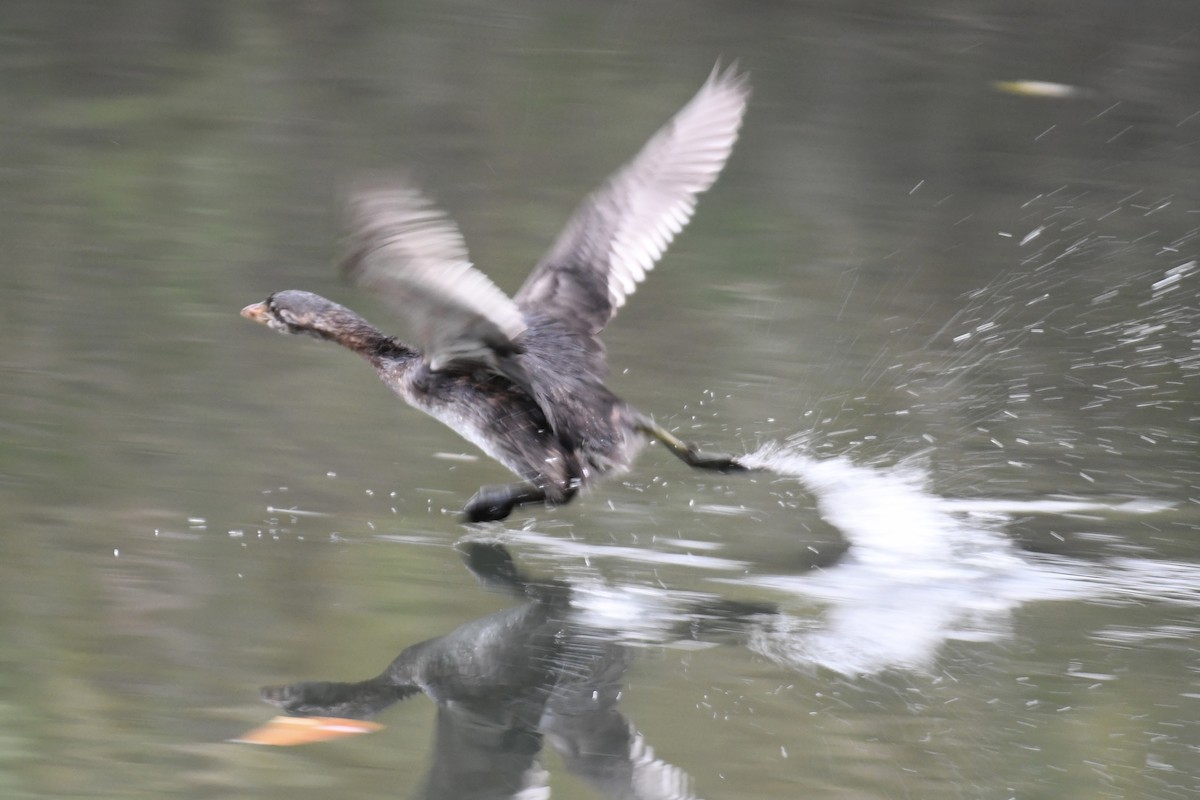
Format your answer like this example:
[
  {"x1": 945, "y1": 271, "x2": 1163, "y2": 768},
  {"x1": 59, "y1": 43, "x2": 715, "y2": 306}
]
[{"x1": 242, "y1": 65, "x2": 753, "y2": 521}]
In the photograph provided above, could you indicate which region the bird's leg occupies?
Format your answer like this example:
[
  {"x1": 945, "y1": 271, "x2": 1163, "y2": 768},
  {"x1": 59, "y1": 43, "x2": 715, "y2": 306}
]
[
  {"x1": 463, "y1": 481, "x2": 578, "y2": 523},
  {"x1": 636, "y1": 418, "x2": 751, "y2": 473}
]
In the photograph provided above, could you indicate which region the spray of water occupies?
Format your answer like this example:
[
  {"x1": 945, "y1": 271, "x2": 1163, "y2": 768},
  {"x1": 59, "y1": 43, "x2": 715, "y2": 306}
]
[{"x1": 734, "y1": 441, "x2": 1193, "y2": 675}]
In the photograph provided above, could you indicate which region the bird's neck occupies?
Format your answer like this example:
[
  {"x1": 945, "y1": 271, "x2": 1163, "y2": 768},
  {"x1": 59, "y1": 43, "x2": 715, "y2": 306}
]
[{"x1": 311, "y1": 307, "x2": 415, "y2": 362}]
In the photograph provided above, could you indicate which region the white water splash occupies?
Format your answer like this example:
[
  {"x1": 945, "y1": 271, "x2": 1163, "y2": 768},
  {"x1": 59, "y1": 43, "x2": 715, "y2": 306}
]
[{"x1": 736, "y1": 442, "x2": 1192, "y2": 675}]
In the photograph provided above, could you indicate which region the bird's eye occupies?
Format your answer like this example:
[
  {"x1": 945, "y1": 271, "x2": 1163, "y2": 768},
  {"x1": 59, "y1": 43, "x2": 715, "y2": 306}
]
[
  {"x1": 268, "y1": 300, "x2": 290, "y2": 324},
  {"x1": 269, "y1": 304, "x2": 305, "y2": 332}
]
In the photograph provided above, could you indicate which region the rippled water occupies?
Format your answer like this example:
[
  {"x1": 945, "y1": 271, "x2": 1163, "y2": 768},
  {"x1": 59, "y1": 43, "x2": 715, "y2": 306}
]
[{"x1": 2, "y1": 2, "x2": 1199, "y2": 798}]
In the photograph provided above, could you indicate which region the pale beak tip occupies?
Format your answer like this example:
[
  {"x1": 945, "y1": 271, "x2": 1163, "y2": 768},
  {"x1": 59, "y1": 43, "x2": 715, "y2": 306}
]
[{"x1": 241, "y1": 302, "x2": 269, "y2": 323}]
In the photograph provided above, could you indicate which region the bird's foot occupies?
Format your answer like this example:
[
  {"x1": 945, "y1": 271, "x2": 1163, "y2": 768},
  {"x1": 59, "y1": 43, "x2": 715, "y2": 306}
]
[
  {"x1": 463, "y1": 487, "x2": 519, "y2": 523},
  {"x1": 464, "y1": 483, "x2": 552, "y2": 522},
  {"x1": 685, "y1": 448, "x2": 749, "y2": 473},
  {"x1": 637, "y1": 417, "x2": 752, "y2": 473},
  {"x1": 462, "y1": 482, "x2": 566, "y2": 523}
]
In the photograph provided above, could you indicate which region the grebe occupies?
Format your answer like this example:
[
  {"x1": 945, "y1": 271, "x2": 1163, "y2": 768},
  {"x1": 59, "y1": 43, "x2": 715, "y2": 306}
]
[{"x1": 242, "y1": 65, "x2": 751, "y2": 521}]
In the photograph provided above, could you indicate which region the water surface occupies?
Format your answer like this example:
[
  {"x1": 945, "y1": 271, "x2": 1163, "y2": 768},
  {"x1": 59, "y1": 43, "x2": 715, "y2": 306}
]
[{"x1": 2, "y1": 2, "x2": 1198, "y2": 798}]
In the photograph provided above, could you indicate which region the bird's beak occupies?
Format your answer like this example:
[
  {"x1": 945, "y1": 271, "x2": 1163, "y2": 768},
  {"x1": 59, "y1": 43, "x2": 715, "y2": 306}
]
[{"x1": 241, "y1": 301, "x2": 271, "y2": 324}]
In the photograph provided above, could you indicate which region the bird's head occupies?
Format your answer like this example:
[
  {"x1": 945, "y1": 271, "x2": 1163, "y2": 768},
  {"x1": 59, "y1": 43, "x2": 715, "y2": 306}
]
[{"x1": 241, "y1": 290, "x2": 352, "y2": 339}]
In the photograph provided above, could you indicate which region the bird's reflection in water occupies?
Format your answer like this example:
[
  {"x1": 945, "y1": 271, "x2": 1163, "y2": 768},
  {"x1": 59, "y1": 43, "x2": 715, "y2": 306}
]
[{"x1": 240, "y1": 540, "x2": 774, "y2": 799}]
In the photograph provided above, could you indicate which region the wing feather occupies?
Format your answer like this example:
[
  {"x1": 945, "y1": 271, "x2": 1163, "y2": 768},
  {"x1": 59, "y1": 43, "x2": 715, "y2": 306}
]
[
  {"x1": 340, "y1": 184, "x2": 528, "y2": 375},
  {"x1": 515, "y1": 63, "x2": 750, "y2": 334}
]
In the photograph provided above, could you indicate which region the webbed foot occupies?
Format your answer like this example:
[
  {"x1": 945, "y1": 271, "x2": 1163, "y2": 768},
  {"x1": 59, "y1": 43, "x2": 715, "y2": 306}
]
[
  {"x1": 636, "y1": 417, "x2": 753, "y2": 473},
  {"x1": 463, "y1": 484, "x2": 550, "y2": 522},
  {"x1": 683, "y1": 448, "x2": 748, "y2": 472}
]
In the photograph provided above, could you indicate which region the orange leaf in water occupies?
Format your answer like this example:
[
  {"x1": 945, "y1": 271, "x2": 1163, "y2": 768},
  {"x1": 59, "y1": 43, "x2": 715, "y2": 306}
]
[{"x1": 231, "y1": 716, "x2": 383, "y2": 746}]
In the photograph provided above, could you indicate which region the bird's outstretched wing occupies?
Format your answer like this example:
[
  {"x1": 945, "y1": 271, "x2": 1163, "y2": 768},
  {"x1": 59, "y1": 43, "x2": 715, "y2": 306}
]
[
  {"x1": 515, "y1": 63, "x2": 750, "y2": 335},
  {"x1": 340, "y1": 184, "x2": 528, "y2": 377}
]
